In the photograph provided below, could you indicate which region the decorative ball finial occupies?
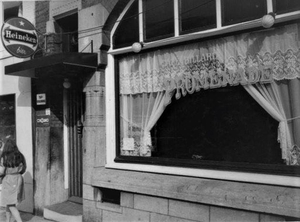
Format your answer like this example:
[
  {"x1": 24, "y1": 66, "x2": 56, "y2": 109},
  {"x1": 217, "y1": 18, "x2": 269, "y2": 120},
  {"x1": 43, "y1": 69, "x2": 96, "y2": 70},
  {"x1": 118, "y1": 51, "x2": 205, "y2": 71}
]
[
  {"x1": 262, "y1": 13, "x2": 276, "y2": 28},
  {"x1": 132, "y1": 42, "x2": 143, "y2": 53}
]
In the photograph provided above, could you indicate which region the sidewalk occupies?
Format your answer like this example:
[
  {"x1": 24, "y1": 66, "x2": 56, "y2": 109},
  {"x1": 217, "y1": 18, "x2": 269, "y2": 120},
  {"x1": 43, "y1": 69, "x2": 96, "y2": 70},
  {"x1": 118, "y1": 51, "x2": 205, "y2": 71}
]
[
  {"x1": 0, "y1": 208, "x2": 53, "y2": 222},
  {"x1": 20, "y1": 211, "x2": 53, "y2": 222}
]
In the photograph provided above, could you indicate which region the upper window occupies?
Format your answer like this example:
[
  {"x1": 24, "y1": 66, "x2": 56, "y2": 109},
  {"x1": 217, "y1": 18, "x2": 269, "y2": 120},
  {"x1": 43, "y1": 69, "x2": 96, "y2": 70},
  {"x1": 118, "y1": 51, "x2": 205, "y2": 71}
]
[
  {"x1": 55, "y1": 13, "x2": 78, "y2": 53},
  {"x1": 113, "y1": 0, "x2": 139, "y2": 49},
  {"x1": 143, "y1": 0, "x2": 174, "y2": 42},
  {"x1": 112, "y1": 0, "x2": 300, "y2": 50},
  {"x1": 222, "y1": 0, "x2": 267, "y2": 26},
  {"x1": 179, "y1": 0, "x2": 216, "y2": 34}
]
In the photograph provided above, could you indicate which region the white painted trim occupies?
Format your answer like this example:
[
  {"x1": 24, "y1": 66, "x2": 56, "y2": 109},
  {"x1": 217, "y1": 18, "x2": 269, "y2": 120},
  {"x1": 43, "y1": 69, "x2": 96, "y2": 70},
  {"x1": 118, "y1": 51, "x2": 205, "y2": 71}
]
[
  {"x1": 216, "y1": 0, "x2": 222, "y2": 28},
  {"x1": 105, "y1": 162, "x2": 300, "y2": 188},
  {"x1": 266, "y1": 0, "x2": 273, "y2": 13},
  {"x1": 139, "y1": 0, "x2": 144, "y2": 42},
  {"x1": 174, "y1": 0, "x2": 179, "y2": 37},
  {"x1": 63, "y1": 89, "x2": 69, "y2": 189},
  {"x1": 106, "y1": 54, "x2": 116, "y2": 165}
]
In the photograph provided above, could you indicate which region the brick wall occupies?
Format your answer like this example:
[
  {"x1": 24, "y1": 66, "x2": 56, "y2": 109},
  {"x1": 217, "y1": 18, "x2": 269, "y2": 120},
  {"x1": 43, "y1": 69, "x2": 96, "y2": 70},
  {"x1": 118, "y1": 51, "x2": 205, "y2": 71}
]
[
  {"x1": 35, "y1": 1, "x2": 49, "y2": 33},
  {"x1": 84, "y1": 191, "x2": 288, "y2": 222},
  {"x1": 35, "y1": 1, "x2": 49, "y2": 57}
]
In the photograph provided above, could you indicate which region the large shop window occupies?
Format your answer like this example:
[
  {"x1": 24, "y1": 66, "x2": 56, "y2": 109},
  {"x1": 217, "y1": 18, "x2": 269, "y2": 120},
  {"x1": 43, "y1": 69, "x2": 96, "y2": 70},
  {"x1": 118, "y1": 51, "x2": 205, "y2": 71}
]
[
  {"x1": 0, "y1": 95, "x2": 16, "y2": 141},
  {"x1": 116, "y1": 22, "x2": 300, "y2": 175}
]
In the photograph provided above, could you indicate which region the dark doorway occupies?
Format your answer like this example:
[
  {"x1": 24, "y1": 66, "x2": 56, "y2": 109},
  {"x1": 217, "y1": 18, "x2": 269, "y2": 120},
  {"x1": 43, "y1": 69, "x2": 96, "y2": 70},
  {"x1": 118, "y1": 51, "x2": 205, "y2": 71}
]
[{"x1": 67, "y1": 83, "x2": 84, "y2": 198}]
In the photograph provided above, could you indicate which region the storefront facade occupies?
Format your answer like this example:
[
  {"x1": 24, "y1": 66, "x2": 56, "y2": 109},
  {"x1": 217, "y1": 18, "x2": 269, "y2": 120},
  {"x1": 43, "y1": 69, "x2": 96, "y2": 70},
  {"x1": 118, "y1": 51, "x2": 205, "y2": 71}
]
[
  {"x1": 83, "y1": 0, "x2": 300, "y2": 221},
  {"x1": 0, "y1": 1, "x2": 35, "y2": 213},
  {"x1": 2, "y1": 0, "x2": 300, "y2": 221}
]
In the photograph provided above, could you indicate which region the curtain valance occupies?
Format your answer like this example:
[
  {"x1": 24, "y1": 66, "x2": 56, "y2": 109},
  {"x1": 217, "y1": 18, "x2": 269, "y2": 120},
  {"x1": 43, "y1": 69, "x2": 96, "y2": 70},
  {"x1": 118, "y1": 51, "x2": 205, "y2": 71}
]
[{"x1": 119, "y1": 23, "x2": 300, "y2": 95}]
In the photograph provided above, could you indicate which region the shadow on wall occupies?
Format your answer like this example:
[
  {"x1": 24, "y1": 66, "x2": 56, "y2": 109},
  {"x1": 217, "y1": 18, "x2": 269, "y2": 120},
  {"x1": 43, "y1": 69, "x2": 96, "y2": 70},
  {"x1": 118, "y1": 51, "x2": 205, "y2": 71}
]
[
  {"x1": 17, "y1": 77, "x2": 32, "y2": 108},
  {"x1": 17, "y1": 171, "x2": 34, "y2": 213}
]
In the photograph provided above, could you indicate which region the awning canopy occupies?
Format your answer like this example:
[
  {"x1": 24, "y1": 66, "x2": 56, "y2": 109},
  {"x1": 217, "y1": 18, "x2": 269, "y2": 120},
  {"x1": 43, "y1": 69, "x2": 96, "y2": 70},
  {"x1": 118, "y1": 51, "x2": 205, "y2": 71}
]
[{"x1": 5, "y1": 52, "x2": 98, "y2": 78}]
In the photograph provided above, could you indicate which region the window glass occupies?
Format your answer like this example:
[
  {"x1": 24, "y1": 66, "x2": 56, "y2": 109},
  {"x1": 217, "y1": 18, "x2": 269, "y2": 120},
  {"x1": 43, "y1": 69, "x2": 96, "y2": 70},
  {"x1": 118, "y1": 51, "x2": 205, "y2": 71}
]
[
  {"x1": 0, "y1": 95, "x2": 16, "y2": 141},
  {"x1": 152, "y1": 86, "x2": 282, "y2": 164},
  {"x1": 180, "y1": 0, "x2": 216, "y2": 34},
  {"x1": 113, "y1": 0, "x2": 139, "y2": 49},
  {"x1": 274, "y1": 0, "x2": 300, "y2": 15},
  {"x1": 143, "y1": 0, "x2": 174, "y2": 42},
  {"x1": 222, "y1": 0, "x2": 267, "y2": 26}
]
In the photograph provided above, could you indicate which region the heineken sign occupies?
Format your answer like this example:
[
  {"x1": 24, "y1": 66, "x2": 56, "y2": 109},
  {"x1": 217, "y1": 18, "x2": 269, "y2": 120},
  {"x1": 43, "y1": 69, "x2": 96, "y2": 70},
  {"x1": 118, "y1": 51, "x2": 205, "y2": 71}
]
[{"x1": 1, "y1": 17, "x2": 38, "y2": 58}]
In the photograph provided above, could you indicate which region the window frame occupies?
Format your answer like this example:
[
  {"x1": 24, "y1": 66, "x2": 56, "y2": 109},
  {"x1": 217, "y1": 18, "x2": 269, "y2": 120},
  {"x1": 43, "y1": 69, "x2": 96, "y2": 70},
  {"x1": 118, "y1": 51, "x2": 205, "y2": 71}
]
[{"x1": 106, "y1": 0, "x2": 300, "y2": 188}]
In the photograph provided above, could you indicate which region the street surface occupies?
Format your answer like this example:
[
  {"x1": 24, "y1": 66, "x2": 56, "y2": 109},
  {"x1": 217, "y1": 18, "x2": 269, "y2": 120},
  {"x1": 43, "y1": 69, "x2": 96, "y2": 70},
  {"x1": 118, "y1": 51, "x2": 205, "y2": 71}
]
[{"x1": 0, "y1": 207, "x2": 52, "y2": 222}]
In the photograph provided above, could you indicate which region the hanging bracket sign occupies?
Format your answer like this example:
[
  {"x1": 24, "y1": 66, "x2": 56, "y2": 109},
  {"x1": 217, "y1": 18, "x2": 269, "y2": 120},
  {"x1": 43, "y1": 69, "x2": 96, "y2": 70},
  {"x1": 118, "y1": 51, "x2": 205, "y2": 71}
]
[{"x1": 1, "y1": 17, "x2": 38, "y2": 58}]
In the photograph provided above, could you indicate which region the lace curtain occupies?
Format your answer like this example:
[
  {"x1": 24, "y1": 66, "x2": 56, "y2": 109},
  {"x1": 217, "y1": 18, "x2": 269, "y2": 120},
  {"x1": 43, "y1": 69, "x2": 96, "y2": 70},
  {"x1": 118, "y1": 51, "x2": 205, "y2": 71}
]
[
  {"x1": 244, "y1": 80, "x2": 300, "y2": 165},
  {"x1": 119, "y1": 22, "x2": 300, "y2": 160},
  {"x1": 120, "y1": 92, "x2": 172, "y2": 156},
  {"x1": 120, "y1": 23, "x2": 300, "y2": 95}
]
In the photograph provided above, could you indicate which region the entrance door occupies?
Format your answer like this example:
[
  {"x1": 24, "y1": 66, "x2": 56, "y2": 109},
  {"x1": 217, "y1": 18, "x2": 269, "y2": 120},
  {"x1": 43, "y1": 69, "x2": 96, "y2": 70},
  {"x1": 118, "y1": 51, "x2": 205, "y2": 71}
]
[{"x1": 68, "y1": 86, "x2": 83, "y2": 198}]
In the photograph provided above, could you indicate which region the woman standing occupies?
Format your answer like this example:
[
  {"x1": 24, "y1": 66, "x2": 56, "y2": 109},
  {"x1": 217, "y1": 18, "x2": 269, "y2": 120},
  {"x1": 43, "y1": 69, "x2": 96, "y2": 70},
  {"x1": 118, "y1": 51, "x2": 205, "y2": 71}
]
[{"x1": 0, "y1": 139, "x2": 26, "y2": 222}]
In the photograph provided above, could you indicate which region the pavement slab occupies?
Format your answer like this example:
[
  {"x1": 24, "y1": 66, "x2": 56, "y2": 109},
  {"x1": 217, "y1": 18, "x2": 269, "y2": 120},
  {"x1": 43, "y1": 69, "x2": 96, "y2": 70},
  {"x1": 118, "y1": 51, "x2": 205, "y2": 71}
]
[{"x1": 0, "y1": 207, "x2": 53, "y2": 222}]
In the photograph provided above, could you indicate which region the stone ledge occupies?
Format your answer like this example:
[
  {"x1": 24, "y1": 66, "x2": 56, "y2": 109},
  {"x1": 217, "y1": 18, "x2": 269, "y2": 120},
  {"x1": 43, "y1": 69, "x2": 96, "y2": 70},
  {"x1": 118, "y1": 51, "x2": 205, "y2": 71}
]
[
  {"x1": 44, "y1": 208, "x2": 82, "y2": 222},
  {"x1": 92, "y1": 167, "x2": 300, "y2": 218}
]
